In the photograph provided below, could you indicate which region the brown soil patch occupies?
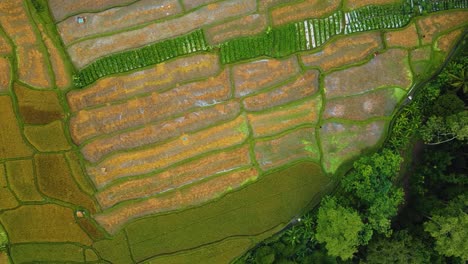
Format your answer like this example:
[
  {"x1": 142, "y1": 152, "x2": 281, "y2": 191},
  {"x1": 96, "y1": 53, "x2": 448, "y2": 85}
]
[
  {"x1": 95, "y1": 167, "x2": 259, "y2": 233},
  {"x1": 320, "y1": 120, "x2": 386, "y2": 173},
  {"x1": 77, "y1": 217, "x2": 106, "y2": 240},
  {"x1": 243, "y1": 70, "x2": 319, "y2": 111},
  {"x1": 0, "y1": 34, "x2": 11, "y2": 54},
  {"x1": 16, "y1": 46, "x2": 52, "y2": 88},
  {"x1": 14, "y1": 83, "x2": 64, "y2": 124},
  {"x1": 271, "y1": 0, "x2": 341, "y2": 26},
  {"x1": 0, "y1": 1, "x2": 51, "y2": 88},
  {"x1": 0, "y1": 95, "x2": 33, "y2": 159},
  {"x1": 6, "y1": 159, "x2": 43, "y2": 202},
  {"x1": 82, "y1": 101, "x2": 240, "y2": 163},
  {"x1": 324, "y1": 48, "x2": 411, "y2": 99},
  {"x1": 0, "y1": 204, "x2": 92, "y2": 244},
  {"x1": 258, "y1": 0, "x2": 285, "y2": 11},
  {"x1": 69, "y1": 69, "x2": 231, "y2": 144},
  {"x1": 0, "y1": 57, "x2": 10, "y2": 92},
  {"x1": 182, "y1": 0, "x2": 217, "y2": 10},
  {"x1": 417, "y1": 10, "x2": 468, "y2": 45},
  {"x1": 233, "y1": 57, "x2": 300, "y2": 97},
  {"x1": 67, "y1": 0, "x2": 255, "y2": 68},
  {"x1": 36, "y1": 23, "x2": 72, "y2": 89},
  {"x1": 255, "y1": 128, "x2": 319, "y2": 171},
  {"x1": 206, "y1": 14, "x2": 267, "y2": 45},
  {"x1": 385, "y1": 23, "x2": 419, "y2": 48},
  {"x1": 48, "y1": 0, "x2": 135, "y2": 21},
  {"x1": 323, "y1": 88, "x2": 401, "y2": 120},
  {"x1": 436, "y1": 28, "x2": 464, "y2": 54},
  {"x1": 248, "y1": 97, "x2": 321, "y2": 138},
  {"x1": 96, "y1": 145, "x2": 251, "y2": 208},
  {"x1": 345, "y1": 0, "x2": 401, "y2": 9},
  {"x1": 58, "y1": 0, "x2": 182, "y2": 45},
  {"x1": 301, "y1": 32, "x2": 382, "y2": 71},
  {"x1": 67, "y1": 53, "x2": 220, "y2": 111},
  {"x1": 35, "y1": 153, "x2": 97, "y2": 213},
  {"x1": 86, "y1": 115, "x2": 249, "y2": 187},
  {"x1": 411, "y1": 45, "x2": 432, "y2": 62}
]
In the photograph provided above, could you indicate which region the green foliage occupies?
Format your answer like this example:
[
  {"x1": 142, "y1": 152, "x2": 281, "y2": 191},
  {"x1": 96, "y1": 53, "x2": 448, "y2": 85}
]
[
  {"x1": 74, "y1": 30, "x2": 208, "y2": 87},
  {"x1": 31, "y1": 0, "x2": 45, "y2": 12},
  {"x1": 366, "y1": 230, "x2": 431, "y2": 264},
  {"x1": 315, "y1": 196, "x2": 368, "y2": 260},
  {"x1": 0, "y1": 225, "x2": 7, "y2": 251},
  {"x1": 432, "y1": 93, "x2": 465, "y2": 117},
  {"x1": 420, "y1": 111, "x2": 468, "y2": 145},
  {"x1": 424, "y1": 212, "x2": 468, "y2": 260}
]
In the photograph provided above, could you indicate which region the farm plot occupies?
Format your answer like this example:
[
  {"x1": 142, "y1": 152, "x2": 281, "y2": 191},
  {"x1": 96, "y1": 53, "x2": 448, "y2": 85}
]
[
  {"x1": 86, "y1": 115, "x2": 249, "y2": 188},
  {"x1": 24, "y1": 121, "x2": 71, "y2": 152},
  {"x1": 323, "y1": 87, "x2": 406, "y2": 120},
  {"x1": 436, "y1": 28, "x2": 465, "y2": 53},
  {"x1": 243, "y1": 70, "x2": 320, "y2": 111},
  {"x1": 255, "y1": 127, "x2": 320, "y2": 171},
  {"x1": 233, "y1": 57, "x2": 300, "y2": 97},
  {"x1": 0, "y1": 163, "x2": 19, "y2": 210},
  {"x1": 5, "y1": 159, "x2": 43, "y2": 202},
  {"x1": 320, "y1": 120, "x2": 388, "y2": 173},
  {"x1": 67, "y1": 0, "x2": 255, "y2": 68},
  {"x1": 417, "y1": 10, "x2": 468, "y2": 44},
  {"x1": 385, "y1": 23, "x2": 420, "y2": 48},
  {"x1": 0, "y1": 57, "x2": 10, "y2": 92},
  {"x1": 95, "y1": 167, "x2": 259, "y2": 233},
  {"x1": 57, "y1": 0, "x2": 183, "y2": 45},
  {"x1": 344, "y1": 0, "x2": 402, "y2": 10},
  {"x1": 270, "y1": 0, "x2": 341, "y2": 26},
  {"x1": 323, "y1": 48, "x2": 412, "y2": 99},
  {"x1": 206, "y1": 14, "x2": 268, "y2": 45},
  {"x1": 69, "y1": 69, "x2": 231, "y2": 144},
  {"x1": 67, "y1": 53, "x2": 220, "y2": 111},
  {"x1": 48, "y1": 0, "x2": 136, "y2": 21},
  {"x1": 95, "y1": 145, "x2": 252, "y2": 209},
  {"x1": 0, "y1": 1, "x2": 51, "y2": 88},
  {"x1": 301, "y1": 32, "x2": 383, "y2": 71},
  {"x1": 247, "y1": 97, "x2": 322, "y2": 138}
]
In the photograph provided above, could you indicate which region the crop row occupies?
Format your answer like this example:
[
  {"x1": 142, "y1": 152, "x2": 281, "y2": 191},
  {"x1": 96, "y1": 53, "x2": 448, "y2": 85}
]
[
  {"x1": 407, "y1": 0, "x2": 468, "y2": 13},
  {"x1": 73, "y1": 30, "x2": 208, "y2": 87},
  {"x1": 220, "y1": 12, "x2": 344, "y2": 64}
]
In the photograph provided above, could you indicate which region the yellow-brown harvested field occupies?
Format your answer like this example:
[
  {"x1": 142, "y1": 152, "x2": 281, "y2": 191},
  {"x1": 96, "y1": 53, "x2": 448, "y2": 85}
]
[
  {"x1": 233, "y1": 57, "x2": 300, "y2": 97},
  {"x1": 35, "y1": 153, "x2": 98, "y2": 213},
  {"x1": 95, "y1": 167, "x2": 259, "y2": 233},
  {"x1": 323, "y1": 88, "x2": 403, "y2": 120},
  {"x1": 301, "y1": 32, "x2": 382, "y2": 71},
  {"x1": 0, "y1": 57, "x2": 10, "y2": 92},
  {"x1": 5, "y1": 159, "x2": 43, "y2": 202},
  {"x1": 14, "y1": 83, "x2": 64, "y2": 125},
  {"x1": 0, "y1": 1, "x2": 52, "y2": 88},
  {"x1": 86, "y1": 115, "x2": 249, "y2": 187},
  {"x1": 69, "y1": 69, "x2": 231, "y2": 144},
  {"x1": 248, "y1": 97, "x2": 321, "y2": 138},
  {"x1": 24, "y1": 121, "x2": 71, "y2": 152},
  {"x1": 344, "y1": 0, "x2": 401, "y2": 10},
  {"x1": 324, "y1": 49, "x2": 411, "y2": 99},
  {"x1": 0, "y1": 96, "x2": 33, "y2": 159},
  {"x1": 254, "y1": 128, "x2": 319, "y2": 171},
  {"x1": 16, "y1": 46, "x2": 52, "y2": 88},
  {"x1": 243, "y1": 70, "x2": 319, "y2": 112},
  {"x1": 206, "y1": 14, "x2": 267, "y2": 44},
  {"x1": 436, "y1": 28, "x2": 464, "y2": 54},
  {"x1": 58, "y1": 0, "x2": 183, "y2": 45},
  {"x1": 270, "y1": 0, "x2": 341, "y2": 26},
  {"x1": 67, "y1": 54, "x2": 220, "y2": 111},
  {"x1": 0, "y1": 204, "x2": 92, "y2": 244},
  {"x1": 0, "y1": 163, "x2": 19, "y2": 210},
  {"x1": 96, "y1": 145, "x2": 252, "y2": 208},
  {"x1": 320, "y1": 121, "x2": 387, "y2": 173},
  {"x1": 417, "y1": 10, "x2": 468, "y2": 45},
  {"x1": 0, "y1": 34, "x2": 11, "y2": 54},
  {"x1": 385, "y1": 23, "x2": 419, "y2": 48},
  {"x1": 37, "y1": 23, "x2": 72, "y2": 89},
  {"x1": 67, "y1": 0, "x2": 256, "y2": 68},
  {"x1": 258, "y1": 0, "x2": 285, "y2": 11},
  {"x1": 82, "y1": 101, "x2": 241, "y2": 163},
  {"x1": 48, "y1": 0, "x2": 135, "y2": 21}
]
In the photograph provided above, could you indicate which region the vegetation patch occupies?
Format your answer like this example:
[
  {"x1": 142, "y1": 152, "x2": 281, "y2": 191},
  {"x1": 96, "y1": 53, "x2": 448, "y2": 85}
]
[
  {"x1": 14, "y1": 83, "x2": 64, "y2": 125},
  {"x1": 24, "y1": 121, "x2": 71, "y2": 152},
  {"x1": 0, "y1": 163, "x2": 19, "y2": 211},
  {"x1": 5, "y1": 159, "x2": 43, "y2": 202},
  {"x1": 10, "y1": 243, "x2": 84, "y2": 263},
  {"x1": 0, "y1": 57, "x2": 11, "y2": 92}
]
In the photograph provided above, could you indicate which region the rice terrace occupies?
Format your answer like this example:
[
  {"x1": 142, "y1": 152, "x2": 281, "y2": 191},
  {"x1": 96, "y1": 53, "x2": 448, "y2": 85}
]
[{"x1": 0, "y1": 0, "x2": 466, "y2": 263}]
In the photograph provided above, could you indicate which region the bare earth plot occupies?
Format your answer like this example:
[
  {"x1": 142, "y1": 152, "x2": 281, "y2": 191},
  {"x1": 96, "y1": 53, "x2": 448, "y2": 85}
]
[{"x1": 0, "y1": 0, "x2": 467, "y2": 263}]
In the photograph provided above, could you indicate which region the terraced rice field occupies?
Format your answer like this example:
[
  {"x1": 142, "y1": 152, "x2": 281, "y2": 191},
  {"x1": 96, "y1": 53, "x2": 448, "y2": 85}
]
[{"x1": 0, "y1": 0, "x2": 467, "y2": 263}]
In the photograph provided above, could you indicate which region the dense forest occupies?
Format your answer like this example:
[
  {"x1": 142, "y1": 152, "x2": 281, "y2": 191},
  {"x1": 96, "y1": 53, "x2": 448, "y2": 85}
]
[{"x1": 236, "y1": 35, "x2": 467, "y2": 264}]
